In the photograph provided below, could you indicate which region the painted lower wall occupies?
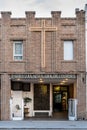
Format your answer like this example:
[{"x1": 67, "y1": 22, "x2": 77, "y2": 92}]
[{"x1": 11, "y1": 89, "x2": 33, "y2": 118}]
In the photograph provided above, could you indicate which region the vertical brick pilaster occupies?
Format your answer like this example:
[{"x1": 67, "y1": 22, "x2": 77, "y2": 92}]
[
  {"x1": 25, "y1": 11, "x2": 35, "y2": 72},
  {"x1": 51, "y1": 11, "x2": 61, "y2": 72},
  {"x1": 51, "y1": 11, "x2": 61, "y2": 20},
  {"x1": 1, "y1": 12, "x2": 11, "y2": 72},
  {"x1": 25, "y1": 11, "x2": 35, "y2": 26},
  {"x1": 77, "y1": 73, "x2": 86, "y2": 119},
  {"x1": 76, "y1": 10, "x2": 86, "y2": 72},
  {"x1": 25, "y1": 11, "x2": 35, "y2": 18},
  {"x1": 1, "y1": 73, "x2": 11, "y2": 120}
]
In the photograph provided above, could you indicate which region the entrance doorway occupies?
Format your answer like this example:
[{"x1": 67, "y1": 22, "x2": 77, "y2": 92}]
[
  {"x1": 53, "y1": 84, "x2": 74, "y2": 120},
  {"x1": 53, "y1": 85, "x2": 68, "y2": 112},
  {"x1": 53, "y1": 85, "x2": 69, "y2": 120}
]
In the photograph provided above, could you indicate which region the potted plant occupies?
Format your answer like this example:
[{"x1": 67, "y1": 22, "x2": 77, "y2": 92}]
[{"x1": 24, "y1": 97, "x2": 32, "y2": 106}]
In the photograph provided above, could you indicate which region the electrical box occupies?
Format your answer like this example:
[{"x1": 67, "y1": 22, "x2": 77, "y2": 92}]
[{"x1": 68, "y1": 98, "x2": 77, "y2": 120}]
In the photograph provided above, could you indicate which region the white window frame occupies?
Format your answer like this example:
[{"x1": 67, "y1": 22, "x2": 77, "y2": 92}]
[
  {"x1": 13, "y1": 41, "x2": 23, "y2": 61},
  {"x1": 64, "y1": 40, "x2": 73, "y2": 60}
]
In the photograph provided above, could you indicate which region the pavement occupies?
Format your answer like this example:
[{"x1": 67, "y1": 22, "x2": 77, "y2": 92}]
[{"x1": 0, "y1": 120, "x2": 87, "y2": 129}]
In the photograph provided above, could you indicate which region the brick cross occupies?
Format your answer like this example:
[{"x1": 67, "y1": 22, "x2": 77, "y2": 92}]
[{"x1": 29, "y1": 20, "x2": 57, "y2": 68}]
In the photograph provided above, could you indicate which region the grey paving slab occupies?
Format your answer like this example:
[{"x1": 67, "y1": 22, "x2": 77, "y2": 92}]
[
  {"x1": 0, "y1": 121, "x2": 87, "y2": 129},
  {"x1": 0, "y1": 128, "x2": 87, "y2": 130}
]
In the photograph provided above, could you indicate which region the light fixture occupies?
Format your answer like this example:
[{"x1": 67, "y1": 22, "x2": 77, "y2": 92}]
[
  {"x1": 60, "y1": 82, "x2": 64, "y2": 85},
  {"x1": 60, "y1": 79, "x2": 68, "y2": 85},
  {"x1": 17, "y1": 78, "x2": 20, "y2": 81},
  {"x1": 62, "y1": 80, "x2": 66, "y2": 83},
  {"x1": 39, "y1": 78, "x2": 43, "y2": 83},
  {"x1": 65, "y1": 78, "x2": 68, "y2": 81}
]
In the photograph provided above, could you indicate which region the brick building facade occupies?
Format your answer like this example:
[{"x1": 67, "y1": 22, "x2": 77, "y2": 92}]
[{"x1": 0, "y1": 9, "x2": 86, "y2": 120}]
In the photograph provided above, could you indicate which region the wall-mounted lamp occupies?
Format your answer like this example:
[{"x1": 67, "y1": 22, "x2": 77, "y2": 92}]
[{"x1": 39, "y1": 78, "x2": 43, "y2": 83}]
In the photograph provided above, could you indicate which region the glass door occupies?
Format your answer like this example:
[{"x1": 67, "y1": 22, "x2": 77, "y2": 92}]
[
  {"x1": 53, "y1": 85, "x2": 68, "y2": 112},
  {"x1": 53, "y1": 92, "x2": 62, "y2": 111}
]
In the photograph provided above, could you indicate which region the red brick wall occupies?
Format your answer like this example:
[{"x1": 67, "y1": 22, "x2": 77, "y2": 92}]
[
  {"x1": 0, "y1": 11, "x2": 85, "y2": 74},
  {"x1": 0, "y1": 10, "x2": 86, "y2": 120}
]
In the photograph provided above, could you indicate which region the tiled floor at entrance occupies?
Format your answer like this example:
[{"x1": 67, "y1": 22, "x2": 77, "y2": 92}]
[
  {"x1": 53, "y1": 111, "x2": 68, "y2": 120},
  {"x1": 24, "y1": 111, "x2": 68, "y2": 120}
]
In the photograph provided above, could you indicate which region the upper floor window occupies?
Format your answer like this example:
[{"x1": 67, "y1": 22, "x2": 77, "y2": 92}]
[
  {"x1": 13, "y1": 41, "x2": 23, "y2": 61},
  {"x1": 64, "y1": 41, "x2": 73, "y2": 60}
]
